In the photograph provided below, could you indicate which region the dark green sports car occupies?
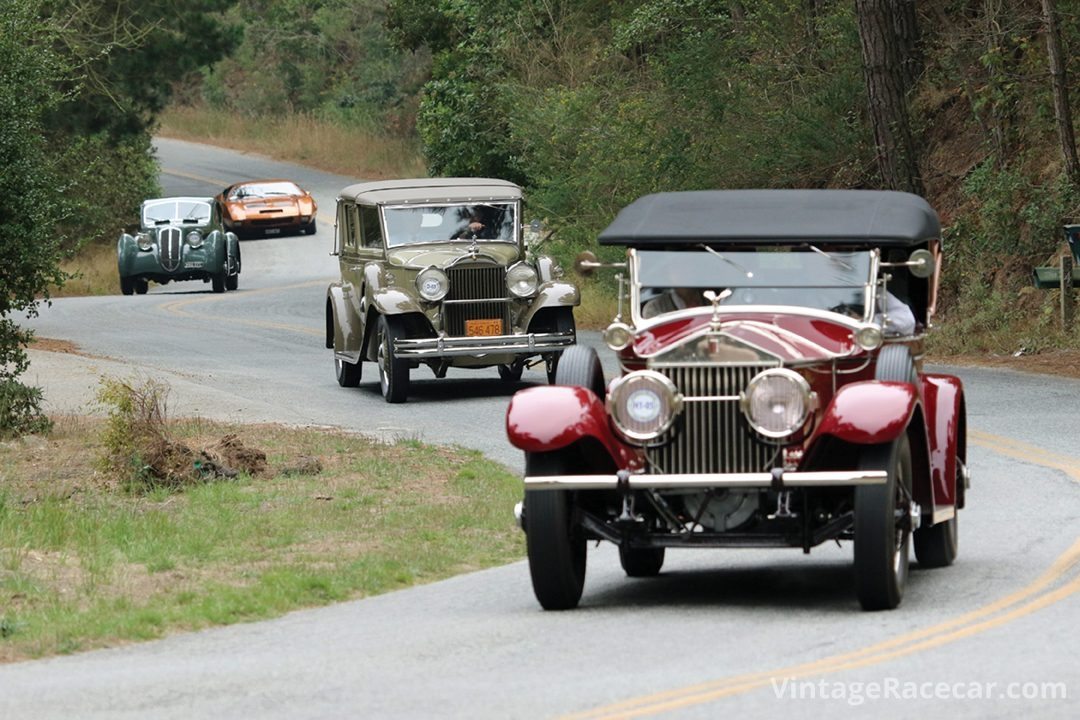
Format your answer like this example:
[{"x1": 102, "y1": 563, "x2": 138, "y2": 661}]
[{"x1": 117, "y1": 196, "x2": 241, "y2": 295}]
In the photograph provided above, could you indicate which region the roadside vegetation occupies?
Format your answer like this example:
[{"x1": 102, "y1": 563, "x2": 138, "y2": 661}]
[{"x1": 0, "y1": 378, "x2": 522, "y2": 661}]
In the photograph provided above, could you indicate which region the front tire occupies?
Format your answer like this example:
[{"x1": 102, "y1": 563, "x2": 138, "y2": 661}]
[
  {"x1": 525, "y1": 452, "x2": 586, "y2": 610},
  {"x1": 498, "y1": 363, "x2": 524, "y2": 382},
  {"x1": 554, "y1": 345, "x2": 606, "y2": 400},
  {"x1": 914, "y1": 513, "x2": 958, "y2": 568},
  {"x1": 854, "y1": 434, "x2": 913, "y2": 611},
  {"x1": 225, "y1": 273, "x2": 238, "y2": 291},
  {"x1": 120, "y1": 276, "x2": 135, "y2": 296},
  {"x1": 335, "y1": 356, "x2": 362, "y2": 388},
  {"x1": 212, "y1": 272, "x2": 226, "y2": 293},
  {"x1": 376, "y1": 315, "x2": 410, "y2": 403}
]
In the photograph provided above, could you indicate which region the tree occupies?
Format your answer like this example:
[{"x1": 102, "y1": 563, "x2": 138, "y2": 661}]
[
  {"x1": 1041, "y1": 0, "x2": 1079, "y2": 184},
  {"x1": 855, "y1": 0, "x2": 923, "y2": 194}
]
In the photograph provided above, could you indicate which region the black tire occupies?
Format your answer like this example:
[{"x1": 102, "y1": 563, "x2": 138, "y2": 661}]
[
  {"x1": 335, "y1": 356, "x2": 362, "y2": 387},
  {"x1": 854, "y1": 434, "x2": 913, "y2": 611},
  {"x1": 554, "y1": 345, "x2": 605, "y2": 400},
  {"x1": 542, "y1": 308, "x2": 576, "y2": 384},
  {"x1": 376, "y1": 314, "x2": 410, "y2": 403},
  {"x1": 211, "y1": 272, "x2": 226, "y2": 293},
  {"x1": 135, "y1": 278, "x2": 148, "y2": 295},
  {"x1": 306, "y1": 219, "x2": 317, "y2": 235},
  {"x1": 225, "y1": 273, "x2": 238, "y2": 291},
  {"x1": 120, "y1": 276, "x2": 135, "y2": 296},
  {"x1": 914, "y1": 511, "x2": 958, "y2": 568},
  {"x1": 619, "y1": 546, "x2": 665, "y2": 577},
  {"x1": 498, "y1": 363, "x2": 524, "y2": 382},
  {"x1": 525, "y1": 452, "x2": 586, "y2": 610},
  {"x1": 876, "y1": 344, "x2": 917, "y2": 383}
]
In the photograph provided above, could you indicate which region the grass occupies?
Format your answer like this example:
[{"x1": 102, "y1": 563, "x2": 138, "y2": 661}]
[
  {"x1": 158, "y1": 106, "x2": 427, "y2": 180},
  {"x1": 0, "y1": 415, "x2": 524, "y2": 662},
  {"x1": 52, "y1": 243, "x2": 119, "y2": 298}
]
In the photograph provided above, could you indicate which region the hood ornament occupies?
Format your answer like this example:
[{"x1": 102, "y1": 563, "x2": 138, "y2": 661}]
[{"x1": 702, "y1": 289, "x2": 733, "y2": 332}]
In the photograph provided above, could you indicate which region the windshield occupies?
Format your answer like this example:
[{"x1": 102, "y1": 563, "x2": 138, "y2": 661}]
[
  {"x1": 229, "y1": 181, "x2": 303, "y2": 199},
  {"x1": 142, "y1": 200, "x2": 212, "y2": 226},
  {"x1": 635, "y1": 249, "x2": 874, "y2": 320},
  {"x1": 382, "y1": 203, "x2": 517, "y2": 247}
]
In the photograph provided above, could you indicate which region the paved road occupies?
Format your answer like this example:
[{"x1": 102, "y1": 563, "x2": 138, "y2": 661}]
[{"x1": 4, "y1": 139, "x2": 1078, "y2": 718}]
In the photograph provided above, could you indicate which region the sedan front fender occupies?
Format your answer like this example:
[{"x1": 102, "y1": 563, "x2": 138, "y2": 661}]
[
  {"x1": 506, "y1": 386, "x2": 639, "y2": 470},
  {"x1": 816, "y1": 380, "x2": 918, "y2": 445}
]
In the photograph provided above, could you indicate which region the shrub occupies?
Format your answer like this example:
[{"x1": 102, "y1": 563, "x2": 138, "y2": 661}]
[{"x1": 0, "y1": 379, "x2": 52, "y2": 439}]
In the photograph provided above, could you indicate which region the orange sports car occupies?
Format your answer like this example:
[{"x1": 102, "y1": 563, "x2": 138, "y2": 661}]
[{"x1": 217, "y1": 179, "x2": 318, "y2": 238}]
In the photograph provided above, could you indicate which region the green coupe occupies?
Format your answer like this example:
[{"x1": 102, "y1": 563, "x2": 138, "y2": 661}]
[{"x1": 117, "y1": 196, "x2": 241, "y2": 295}]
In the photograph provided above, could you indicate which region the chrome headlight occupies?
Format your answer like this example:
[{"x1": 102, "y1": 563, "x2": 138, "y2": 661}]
[
  {"x1": 186, "y1": 231, "x2": 203, "y2": 248},
  {"x1": 416, "y1": 267, "x2": 449, "y2": 302},
  {"x1": 136, "y1": 232, "x2": 153, "y2": 251},
  {"x1": 855, "y1": 324, "x2": 883, "y2": 350},
  {"x1": 741, "y1": 369, "x2": 814, "y2": 439},
  {"x1": 607, "y1": 370, "x2": 682, "y2": 443},
  {"x1": 506, "y1": 262, "x2": 539, "y2": 298},
  {"x1": 603, "y1": 322, "x2": 634, "y2": 351}
]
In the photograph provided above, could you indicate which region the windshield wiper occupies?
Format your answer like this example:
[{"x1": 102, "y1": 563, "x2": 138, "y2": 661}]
[
  {"x1": 700, "y1": 245, "x2": 754, "y2": 278},
  {"x1": 807, "y1": 244, "x2": 854, "y2": 271}
]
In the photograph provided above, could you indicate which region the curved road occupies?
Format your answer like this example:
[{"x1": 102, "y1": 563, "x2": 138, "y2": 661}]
[{"x1": 4, "y1": 138, "x2": 1078, "y2": 718}]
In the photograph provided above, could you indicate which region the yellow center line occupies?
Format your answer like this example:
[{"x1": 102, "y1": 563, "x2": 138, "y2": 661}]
[
  {"x1": 159, "y1": 279, "x2": 327, "y2": 337},
  {"x1": 566, "y1": 430, "x2": 1080, "y2": 720},
  {"x1": 160, "y1": 167, "x2": 232, "y2": 187}
]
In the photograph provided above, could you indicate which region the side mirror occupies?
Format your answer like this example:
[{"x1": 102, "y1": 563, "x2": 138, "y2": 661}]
[
  {"x1": 573, "y1": 250, "x2": 627, "y2": 277},
  {"x1": 908, "y1": 248, "x2": 936, "y2": 278}
]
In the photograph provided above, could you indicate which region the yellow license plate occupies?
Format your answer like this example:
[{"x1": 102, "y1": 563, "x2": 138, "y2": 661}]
[{"x1": 466, "y1": 319, "x2": 502, "y2": 337}]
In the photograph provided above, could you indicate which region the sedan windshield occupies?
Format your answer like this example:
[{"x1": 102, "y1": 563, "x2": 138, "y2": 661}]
[
  {"x1": 229, "y1": 181, "x2": 303, "y2": 199},
  {"x1": 143, "y1": 200, "x2": 212, "y2": 226},
  {"x1": 383, "y1": 203, "x2": 517, "y2": 247},
  {"x1": 635, "y1": 248, "x2": 874, "y2": 319}
]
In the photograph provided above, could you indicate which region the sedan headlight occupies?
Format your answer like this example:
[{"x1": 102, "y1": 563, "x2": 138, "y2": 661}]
[
  {"x1": 607, "y1": 370, "x2": 682, "y2": 443},
  {"x1": 506, "y1": 262, "x2": 539, "y2": 298},
  {"x1": 416, "y1": 267, "x2": 449, "y2": 302},
  {"x1": 136, "y1": 232, "x2": 153, "y2": 251},
  {"x1": 186, "y1": 231, "x2": 204, "y2": 248},
  {"x1": 741, "y1": 368, "x2": 814, "y2": 439}
]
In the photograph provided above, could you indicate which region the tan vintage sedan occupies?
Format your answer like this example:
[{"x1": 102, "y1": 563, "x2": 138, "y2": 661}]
[{"x1": 216, "y1": 179, "x2": 317, "y2": 238}]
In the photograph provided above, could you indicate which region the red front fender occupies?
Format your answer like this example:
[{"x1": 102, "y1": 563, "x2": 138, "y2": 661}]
[
  {"x1": 816, "y1": 381, "x2": 918, "y2": 445},
  {"x1": 506, "y1": 386, "x2": 640, "y2": 469}
]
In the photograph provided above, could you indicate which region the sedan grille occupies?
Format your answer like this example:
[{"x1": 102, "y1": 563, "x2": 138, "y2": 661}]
[
  {"x1": 159, "y1": 227, "x2": 182, "y2": 272},
  {"x1": 444, "y1": 264, "x2": 510, "y2": 337},
  {"x1": 647, "y1": 364, "x2": 777, "y2": 475}
]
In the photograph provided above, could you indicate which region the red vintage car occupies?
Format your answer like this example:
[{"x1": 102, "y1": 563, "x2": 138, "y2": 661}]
[
  {"x1": 216, "y1": 179, "x2": 317, "y2": 238},
  {"x1": 506, "y1": 189, "x2": 968, "y2": 611}
]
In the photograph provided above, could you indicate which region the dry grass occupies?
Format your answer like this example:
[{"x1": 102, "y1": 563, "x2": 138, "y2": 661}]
[
  {"x1": 158, "y1": 106, "x2": 427, "y2": 180},
  {"x1": 51, "y1": 242, "x2": 121, "y2": 298}
]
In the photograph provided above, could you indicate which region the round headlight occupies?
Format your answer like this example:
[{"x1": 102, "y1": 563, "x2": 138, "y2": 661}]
[
  {"x1": 136, "y1": 232, "x2": 153, "y2": 251},
  {"x1": 603, "y1": 322, "x2": 634, "y2": 351},
  {"x1": 416, "y1": 267, "x2": 449, "y2": 301},
  {"x1": 855, "y1": 324, "x2": 883, "y2": 350},
  {"x1": 506, "y1": 262, "x2": 539, "y2": 298},
  {"x1": 607, "y1": 370, "x2": 682, "y2": 443},
  {"x1": 741, "y1": 369, "x2": 813, "y2": 439},
  {"x1": 186, "y1": 231, "x2": 203, "y2": 248}
]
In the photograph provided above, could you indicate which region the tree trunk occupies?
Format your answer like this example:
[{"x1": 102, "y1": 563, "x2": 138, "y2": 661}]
[
  {"x1": 1042, "y1": 0, "x2": 1080, "y2": 184},
  {"x1": 893, "y1": 0, "x2": 923, "y2": 91},
  {"x1": 856, "y1": 0, "x2": 924, "y2": 195}
]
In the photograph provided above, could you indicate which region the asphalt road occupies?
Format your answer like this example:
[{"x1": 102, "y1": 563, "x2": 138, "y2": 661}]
[{"x1": 4, "y1": 138, "x2": 1079, "y2": 718}]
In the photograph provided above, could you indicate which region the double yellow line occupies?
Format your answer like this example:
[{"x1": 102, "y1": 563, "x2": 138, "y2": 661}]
[{"x1": 567, "y1": 430, "x2": 1080, "y2": 719}]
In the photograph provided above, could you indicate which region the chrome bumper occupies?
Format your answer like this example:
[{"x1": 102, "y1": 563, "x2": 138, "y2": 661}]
[
  {"x1": 523, "y1": 470, "x2": 888, "y2": 491},
  {"x1": 394, "y1": 330, "x2": 575, "y2": 358}
]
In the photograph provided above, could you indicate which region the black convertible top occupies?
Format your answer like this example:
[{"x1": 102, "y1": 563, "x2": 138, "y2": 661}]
[{"x1": 597, "y1": 189, "x2": 940, "y2": 248}]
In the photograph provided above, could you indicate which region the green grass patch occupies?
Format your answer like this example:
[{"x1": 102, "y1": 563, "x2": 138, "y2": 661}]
[{"x1": 0, "y1": 418, "x2": 523, "y2": 662}]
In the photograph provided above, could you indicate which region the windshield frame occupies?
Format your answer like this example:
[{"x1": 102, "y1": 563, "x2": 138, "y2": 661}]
[
  {"x1": 379, "y1": 201, "x2": 522, "y2": 249},
  {"x1": 142, "y1": 199, "x2": 213, "y2": 227},
  {"x1": 629, "y1": 247, "x2": 882, "y2": 326}
]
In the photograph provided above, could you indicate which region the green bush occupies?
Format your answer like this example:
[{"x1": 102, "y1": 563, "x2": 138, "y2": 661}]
[{"x1": 0, "y1": 379, "x2": 52, "y2": 439}]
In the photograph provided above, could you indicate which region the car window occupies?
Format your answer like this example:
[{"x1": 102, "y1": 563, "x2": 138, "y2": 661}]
[
  {"x1": 360, "y1": 206, "x2": 382, "y2": 248},
  {"x1": 382, "y1": 203, "x2": 516, "y2": 247},
  {"x1": 230, "y1": 181, "x2": 303, "y2": 199},
  {"x1": 636, "y1": 249, "x2": 874, "y2": 317},
  {"x1": 143, "y1": 200, "x2": 212, "y2": 225}
]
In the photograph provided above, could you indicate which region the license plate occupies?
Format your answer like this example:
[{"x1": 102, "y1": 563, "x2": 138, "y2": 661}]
[
  {"x1": 185, "y1": 261, "x2": 204, "y2": 269},
  {"x1": 465, "y1": 319, "x2": 502, "y2": 337},
  {"x1": 265, "y1": 228, "x2": 281, "y2": 235}
]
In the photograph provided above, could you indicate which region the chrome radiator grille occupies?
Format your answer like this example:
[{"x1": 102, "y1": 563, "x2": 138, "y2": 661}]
[
  {"x1": 647, "y1": 364, "x2": 776, "y2": 475},
  {"x1": 159, "y1": 227, "x2": 182, "y2": 272},
  {"x1": 444, "y1": 264, "x2": 511, "y2": 337}
]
